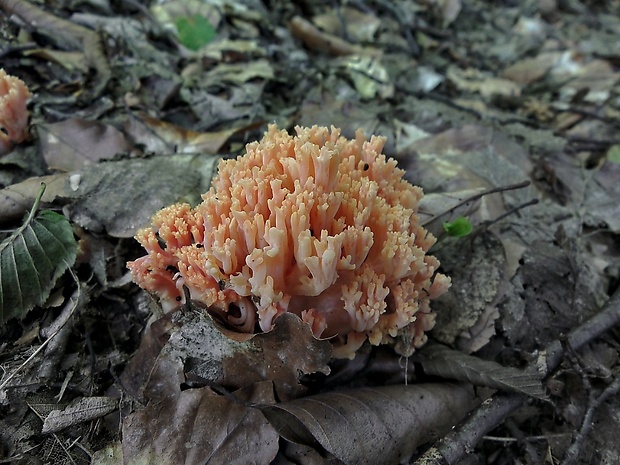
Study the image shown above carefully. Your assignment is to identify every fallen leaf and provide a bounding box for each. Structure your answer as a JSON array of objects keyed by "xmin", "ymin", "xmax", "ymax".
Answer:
[
  {"xmin": 38, "ymin": 118, "xmax": 131, "ymax": 171},
  {"xmin": 312, "ymin": 7, "xmax": 381, "ymax": 43},
  {"xmin": 0, "ymin": 173, "xmax": 68, "ymax": 224},
  {"xmin": 417, "ymin": 343, "xmax": 546, "ymax": 400},
  {"xmin": 124, "ymin": 112, "xmax": 244, "ymax": 155},
  {"xmin": 120, "ymin": 309, "xmax": 332, "ymax": 403},
  {"xmin": 417, "ymin": 187, "xmax": 484, "ymax": 237},
  {"xmin": 262, "ymin": 383, "xmax": 479, "ymax": 465},
  {"xmin": 42, "ymin": 396, "xmax": 118, "ymax": 434},
  {"xmin": 122, "ymin": 381, "xmax": 279, "ymax": 465},
  {"xmin": 65, "ymin": 154, "xmax": 222, "ymax": 237},
  {"xmin": 23, "ymin": 49, "xmax": 89, "ymax": 73},
  {"xmin": 447, "ymin": 66, "xmax": 521, "ymax": 99}
]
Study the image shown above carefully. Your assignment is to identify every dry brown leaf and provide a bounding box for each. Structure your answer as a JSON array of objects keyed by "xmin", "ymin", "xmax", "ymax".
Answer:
[
  {"xmin": 447, "ymin": 66, "xmax": 521, "ymax": 99},
  {"xmin": 124, "ymin": 112, "xmax": 244, "ymax": 154},
  {"xmin": 0, "ymin": 173, "xmax": 69, "ymax": 223},
  {"xmin": 312, "ymin": 7, "xmax": 381, "ymax": 42},
  {"xmin": 122, "ymin": 381, "xmax": 279, "ymax": 465},
  {"xmin": 42, "ymin": 396, "xmax": 118, "ymax": 434},
  {"xmin": 38, "ymin": 118, "xmax": 131, "ymax": 171},
  {"xmin": 23, "ymin": 49, "xmax": 89, "ymax": 73},
  {"xmin": 119, "ymin": 309, "xmax": 332, "ymax": 403},
  {"xmin": 418, "ymin": 343, "xmax": 546, "ymax": 400},
  {"xmin": 288, "ymin": 16, "xmax": 378, "ymax": 57},
  {"xmin": 262, "ymin": 383, "xmax": 479, "ymax": 465}
]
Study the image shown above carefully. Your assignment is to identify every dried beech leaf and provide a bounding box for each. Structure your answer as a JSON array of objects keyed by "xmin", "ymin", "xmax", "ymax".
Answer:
[
  {"xmin": 120, "ymin": 308, "xmax": 332, "ymax": 403},
  {"xmin": 65, "ymin": 154, "xmax": 222, "ymax": 237},
  {"xmin": 0, "ymin": 190, "xmax": 77, "ymax": 324},
  {"xmin": 261, "ymin": 383, "xmax": 478, "ymax": 465},
  {"xmin": 418, "ymin": 343, "xmax": 546, "ymax": 400},
  {"xmin": 38, "ymin": 118, "xmax": 131, "ymax": 171},
  {"xmin": 0, "ymin": 173, "xmax": 69, "ymax": 224},
  {"xmin": 42, "ymin": 396, "xmax": 118, "ymax": 434},
  {"xmin": 124, "ymin": 112, "xmax": 250, "ymax": 155},
  {"xmin": 122, "ymin": 381, "xmax": 279, "ymax": 465}
]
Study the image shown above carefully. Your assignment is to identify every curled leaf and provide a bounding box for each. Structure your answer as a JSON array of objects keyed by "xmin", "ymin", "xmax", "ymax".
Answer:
[
  {"xmin": 418, "ymin": 343, "xmax": 547, "ymax": 400},
  {"xmin": 261, "ymin": 383, "xmax": 479, "ymax": 465}
]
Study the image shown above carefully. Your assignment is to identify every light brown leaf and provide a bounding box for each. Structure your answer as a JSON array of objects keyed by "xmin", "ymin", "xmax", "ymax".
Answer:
[
  {"xmin": 120, "ymin": 309, "xmax": 332, "ymax": 403},
  {"xmin": 42, "ymin": 396, "xmax": 118, "ymax": 434},
  {"xmin": 38, "ymin": 118, "xmax": 131, "ymax": 171}
]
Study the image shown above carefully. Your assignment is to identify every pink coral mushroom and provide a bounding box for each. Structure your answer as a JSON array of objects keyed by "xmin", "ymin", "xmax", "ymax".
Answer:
[
  {"xmin": 128, "ymin": 125, "xmax": 450, "ymax": 358},
  {"xmin": 0, "ymin": 69, "xmax": 31, "ymax": 156}
]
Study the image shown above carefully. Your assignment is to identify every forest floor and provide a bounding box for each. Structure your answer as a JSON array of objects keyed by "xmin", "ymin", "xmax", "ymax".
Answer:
[{"xmin": 1, "ymin": 0, "xmax": 620, "ymax": 464}]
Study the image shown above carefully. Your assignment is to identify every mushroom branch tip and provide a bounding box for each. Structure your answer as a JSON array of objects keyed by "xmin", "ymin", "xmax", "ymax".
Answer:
[
  {"xmin": 128, "ymin": 124, "xmax": 451, "ymax": 358},
  {"xmin": 0, "ymin": 69, "xmax": 32, "ymax": 156}
]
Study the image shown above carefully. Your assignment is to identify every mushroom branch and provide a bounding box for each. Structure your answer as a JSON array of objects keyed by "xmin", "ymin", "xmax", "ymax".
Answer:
[
  {"xmin": 128, "ymin": 125, "xmax": 451, "ymax": 358},
  {"xmin": 0, "ymin": 69, "xmax": 31, "ymax": 156}
]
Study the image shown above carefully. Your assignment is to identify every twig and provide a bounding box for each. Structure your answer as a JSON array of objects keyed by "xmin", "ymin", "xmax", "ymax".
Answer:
[
  {"xmin": 561, "ymin": 375, "xmax": 620, "ymax": 465},
  {"xmin": 421, "ymin": 180, "xmax": 532, "ymax": 228},
  {"xmin": 413, "ymin": 286, "xmax": 620, "ymax": 465},
  {"xmin": 476, "ymin": 198, "xmax": 539, "ymax": 233}
]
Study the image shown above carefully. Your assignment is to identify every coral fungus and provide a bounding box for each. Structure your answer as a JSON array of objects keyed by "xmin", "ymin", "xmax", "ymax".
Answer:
[
  {"xmin": 0, "ymin": 69, "xmax": 31, "ymax": 156},
  {"xmin": 128, "ymin": 125, "xmax": 450, "ymax": 358}
]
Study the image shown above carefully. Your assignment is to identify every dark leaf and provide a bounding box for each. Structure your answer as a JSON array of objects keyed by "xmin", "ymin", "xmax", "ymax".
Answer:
[
  {"xmin": 262, "ymin": 383, "xmax": 478, "ymax": 465},
  {"xmin": 122, "ymin": 381, "xmax": 278, "ymax": 465},
  {"xmin": 418, "ymin": 343, "xmax": 546, "ymax": 400}
]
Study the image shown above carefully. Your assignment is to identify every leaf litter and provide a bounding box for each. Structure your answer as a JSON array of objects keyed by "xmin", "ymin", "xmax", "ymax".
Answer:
[{"xmin": 1, "ymin": 1, "xmax": 620, "ymax": 464}]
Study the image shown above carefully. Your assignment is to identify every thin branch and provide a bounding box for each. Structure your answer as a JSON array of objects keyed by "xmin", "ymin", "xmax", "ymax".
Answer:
[
  {"xmin": 561, "ymin": 375, "xmax": 620, "ymax": 465},
  {"xmin": 421, "ymin": 180, "xmax": 532, "ymax": 228},
  {"xmin": 412, "ymin": 287, "xmax": 620, "ymax": 465}
]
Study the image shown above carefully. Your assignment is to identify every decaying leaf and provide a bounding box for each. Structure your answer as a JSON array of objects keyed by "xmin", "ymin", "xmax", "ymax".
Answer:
[
  {"xmin": 418, "ymin": 187, "xmax": 484, "ymax": 237},
  {"xmin": 0, "ymin": 0, "xmax": 111, "ymax": 95},
  {"xmin": 42, "ymin": 396, "xmax": 118, "ymax": 434},
  {"xmin": 0, "ymin": 173, "xmax": 68, "ymax": 223},
  {"xmin": 65, "ymin": 154, "xmax": 222, "ymax": 237},
  {"xmin": 119, "ymin": 308, "xmax": 332, "ymax": 403},
  {"xmin": 417, "ymin": 343, "xmax": 546, "ymax": 400},
  {"xmin": 38, "ymin": 118, "xmax": 131, "ymax": 171},
  {"xmin": 447, "ymin": 66, "xmax": 521, "ymax": 99},
  {"xmin": 501, "ymin": 237, "xmax": 608, "ymax": 350},
  {"xmin": 261, "ymin": 383, "xmax": 479, "ymax": 465},
  {"xmin": 124, "ymin": 112, "xmax": 249, "ymax": 155},
  {"xmin": 0, "ymin": 186, "xmax": 77, "ymax": 324},
  {"xmin": 122, "ymin": 381, "xmax": 279, "ymax": 465}
]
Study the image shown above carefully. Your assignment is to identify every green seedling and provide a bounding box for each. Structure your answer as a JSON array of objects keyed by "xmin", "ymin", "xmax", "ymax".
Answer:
[
  {"xmin": 442, "ymin": 216, "xmax": 473, "ymax": 237},
  {"xmin": 175, "ymin": 15, "xmax": 216, "ymax": 51}
]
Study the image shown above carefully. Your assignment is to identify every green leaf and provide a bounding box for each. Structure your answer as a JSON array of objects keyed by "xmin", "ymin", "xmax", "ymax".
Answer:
[
  {"xmin": 443, "ymin": 216, "xmax": 473, "ymax": 237},
  {"xmin": 0, "ymin": 185, "xmax": 78, "ymax": 324},
  {"xmin": 175, "ymin": 15, "xmax": 216, "ymax": 51},
  {"xmin": 606, "ymin": 144, "xmax": 620, "ymax": 164}
]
